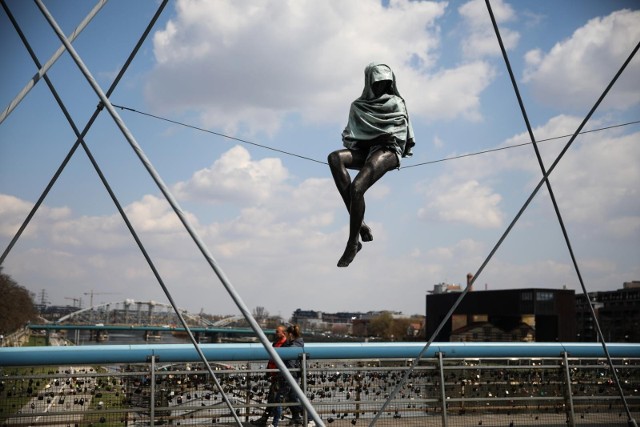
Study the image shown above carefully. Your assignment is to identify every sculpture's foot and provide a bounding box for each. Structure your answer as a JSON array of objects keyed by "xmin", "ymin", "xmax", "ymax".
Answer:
[
  {"xmin": 337, "ymin": 241, "xmax": 362, "ymax": 268},
  {"xmin": 360, "ymin": 223, "xmax": 373, "ymax": 242}
]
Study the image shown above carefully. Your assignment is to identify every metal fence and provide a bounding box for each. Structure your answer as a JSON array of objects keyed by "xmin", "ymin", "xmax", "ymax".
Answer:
[{"xmin": 1, "ymin": 344, "xmax": 639, "ymax": 426}]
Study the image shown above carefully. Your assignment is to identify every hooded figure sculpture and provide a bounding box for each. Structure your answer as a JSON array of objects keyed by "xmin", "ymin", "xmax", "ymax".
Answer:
[{"xmin": 328, "ymin": 62, "xmax": 415, "ymax": 267}]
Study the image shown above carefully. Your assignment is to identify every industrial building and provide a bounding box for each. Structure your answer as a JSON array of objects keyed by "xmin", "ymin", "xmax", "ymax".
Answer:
[{"xmin": 426, "ymin": 280, "xmax": 576, "ymax": 342}]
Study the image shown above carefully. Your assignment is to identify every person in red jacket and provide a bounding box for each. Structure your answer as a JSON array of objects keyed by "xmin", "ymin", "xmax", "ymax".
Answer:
[
  {"xmin": 251, "ymin": 325, "xmax": 287, "ymax": 426},
  {"xmin": 272, "ymin": 324, "xmax": 305, "ymax": 426}
]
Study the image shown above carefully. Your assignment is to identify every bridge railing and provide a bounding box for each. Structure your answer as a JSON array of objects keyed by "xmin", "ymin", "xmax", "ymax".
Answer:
[{"xmin": 1, "ymin": 343, "xmax": 639, "ymax": 426}]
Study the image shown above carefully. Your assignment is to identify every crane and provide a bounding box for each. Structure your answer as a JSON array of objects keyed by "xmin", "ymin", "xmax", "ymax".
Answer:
[
  {"xmin": 83, "ymin": 290, "xmax": 120, "ymax": 308},
  {"xmin": 64, "ymin": 297, "xmax": 81, "ymax": 308}
]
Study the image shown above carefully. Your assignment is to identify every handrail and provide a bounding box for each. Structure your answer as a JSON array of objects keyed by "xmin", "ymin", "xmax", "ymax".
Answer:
[{"xmin": 1, "ymin": 342, "xmax": 639, "ymax": 366}]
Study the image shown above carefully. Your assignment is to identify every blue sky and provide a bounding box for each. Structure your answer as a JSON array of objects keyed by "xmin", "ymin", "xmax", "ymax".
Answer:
[{"xmin": 1, "ymin": 0, "xmax": 638, "ymax": 320}]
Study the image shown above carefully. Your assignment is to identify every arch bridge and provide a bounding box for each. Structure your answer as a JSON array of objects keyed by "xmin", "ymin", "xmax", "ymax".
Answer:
[
  {"xmin": 57, "ymin": 299, "xmax": 212, "ymax": 327},
  {"xmin": 29, "ymin": 301, "xmax": 273, "ymax": 344}
]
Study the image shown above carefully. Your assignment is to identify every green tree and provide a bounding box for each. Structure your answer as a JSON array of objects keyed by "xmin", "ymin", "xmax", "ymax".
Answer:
[
  {"xmin": 0, "ymin": 268, "xmax": 38, "ymax": 334},
  {"xmin": 390, "ymin": 317, "xmax": 412, "ymax": 341},
  {"xmin": 368, "ymin": 313, "xmax": 424, "ymax": 341},
  {"xmin": 368, "ymin": 312, "xmax": 394, "ymax": 339}
]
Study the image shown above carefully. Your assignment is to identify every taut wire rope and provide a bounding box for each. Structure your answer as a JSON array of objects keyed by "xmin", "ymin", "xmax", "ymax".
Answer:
[
  {"xmin": 369, "ymin": 22, "xmax": 640, "ymax": 427},
  {"xmin": 402, "ymin": 119, "xmax": 640, "ymax": 168},
  {"xmin": 3, "ymin": 1, "xmax": 243, "ymax": 425},
  {"xmin": 34, "ymin": 1, "xmax": 324, "ymax": 425},
  {"xmin": 112, "ymin": 104, "xmax": 327, "ymax": 165},
  {"xmin": 113, "ymin": 103, "xmax": 639, "ymax": 169},
  {"xmin": 485, "ymin": 0, "xmax": 636, "ymax": 423}
]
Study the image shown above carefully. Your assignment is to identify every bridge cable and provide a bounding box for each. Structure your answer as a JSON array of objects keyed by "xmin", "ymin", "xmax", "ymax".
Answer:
[
  {"xmin": 112, "ymin": 104, "xmax": 327, "ymax": 165},
  {"xmin": 369, "ymin": 7, "xmax": 640, "ymax": 427},
  {"xmin": 402, "ymin": 119, "xmax": 640, "ymax": 169},
  {"xmin": 35, "ymin": 1, "xmax": 324, "ymax": 425},
  {"xmin": 4, "ymin": 2, "xmax": 244, "ymax": 425},
  {"xmin": 484, "ymin": 1, "xmax": 636, "ymax": 424},
  {"xmin": 0, "ymin": 0, "xmax": 107, "ymax": 126},
  {"xmin": 113, "ymin": 103, "xmax": 639, "ymax": 170}
]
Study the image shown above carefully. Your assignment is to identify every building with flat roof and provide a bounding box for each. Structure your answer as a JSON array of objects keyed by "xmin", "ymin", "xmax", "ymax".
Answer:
[
  {"xmin": 426, "ymin": 286, "xmax": 576, "ymax": 342},
  {"xmin": 576, "ymin": 281, "xmax": 640, "ymax": 342}
]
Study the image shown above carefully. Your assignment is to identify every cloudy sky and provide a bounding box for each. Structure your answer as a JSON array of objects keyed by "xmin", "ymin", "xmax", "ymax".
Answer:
[{"xmin": 1, "ymin": 0, "xmax": 638, "ymax": 321}]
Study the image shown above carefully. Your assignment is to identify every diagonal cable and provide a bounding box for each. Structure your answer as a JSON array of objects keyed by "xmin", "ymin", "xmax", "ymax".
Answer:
[
  {"xmin": 3, "ymin": 1, "xmax": 244, "ymax": 423},
  {"xmin": 370, "ymin": 28, "xmax": 640, "ymax": 427},
  {"xmin": 34, "ymin": 1, "xmax": 324, "ymax": 425},
  {"xmin": 0, "ymin": 0, "xmax": 108, "ymax": 125},
  {"xmin": 0, "ymin": 0, "xmax": 144, "ymax": 265},
  {"xmin": 7, "ymin": 0, "xmax": 245, "ymax": 424},
  {"xmin": 485, "ymin": 0, "xmax": 636, "ymax": 423}
]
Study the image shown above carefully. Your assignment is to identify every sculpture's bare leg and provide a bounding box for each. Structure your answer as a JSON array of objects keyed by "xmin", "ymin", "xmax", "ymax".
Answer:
[
  {"xmin": 328, "ymin": 149, "xmax": 374, "ymax": 242},
  {"xmin": 328, "ymin": 149, "xmax": 399, "ymax": 267}
]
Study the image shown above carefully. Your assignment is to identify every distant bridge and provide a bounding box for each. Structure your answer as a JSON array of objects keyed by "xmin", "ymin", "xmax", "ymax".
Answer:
[
  {"xmin": 28, "ymin": 324, "xmax": 275, "ymax": 342},
  {"xmin": 28, "ymin": 324, "xmax": 275, "ymax": 334},
  {"xmin": 33, "ymin": 300, "xmax": 274, "ymax": 343},
  {"xmin": 56, "ymin": 299, "xmax": 213, "ymax": 326}
]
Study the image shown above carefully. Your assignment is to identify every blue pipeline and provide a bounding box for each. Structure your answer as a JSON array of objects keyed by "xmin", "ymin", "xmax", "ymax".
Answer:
[{"xmin": 1, "ymin": 342, "xmax": 639, "ymax": 366}]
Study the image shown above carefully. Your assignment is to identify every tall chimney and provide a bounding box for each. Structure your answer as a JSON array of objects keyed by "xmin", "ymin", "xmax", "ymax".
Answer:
[{"xmin": 466, "ymin": 273, "xmax": 474, "ymax": 292}]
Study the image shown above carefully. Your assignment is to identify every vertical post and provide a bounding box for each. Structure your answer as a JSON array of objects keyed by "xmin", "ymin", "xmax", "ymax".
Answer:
[
  {"xmin": 246, "ymin": 371, "xmax": 251, "ymax": 422},
  {"xmin": 149, "ymin": 355, "xmax": 157, "ymax": 426},
  {"xmin": 355, "ymin": 362, "xmax": 363, "ymax": 421},
  {"xmin": 438, "ymin": 352, "xmax": 448, "ymax": 427},
  {"xmin": 301, "ymin": 352, "xmax": 308, "ymax": 426},
  {"xmin": 562, "ymin": 352, "xmax": 576, "ymax": 427}
]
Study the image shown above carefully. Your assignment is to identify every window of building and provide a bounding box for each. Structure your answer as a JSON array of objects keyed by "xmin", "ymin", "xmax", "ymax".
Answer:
[{"xmin": 536, "ymin": 291, "xmax": 554, "ymax": 301}]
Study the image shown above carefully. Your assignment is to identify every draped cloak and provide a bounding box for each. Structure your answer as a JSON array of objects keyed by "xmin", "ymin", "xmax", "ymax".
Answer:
[{"xmin": 341, "ymin": 62, "xmax": 415, "ymax": 160}]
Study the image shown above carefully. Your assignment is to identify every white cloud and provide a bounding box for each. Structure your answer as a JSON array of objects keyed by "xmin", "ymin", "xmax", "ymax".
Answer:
[
  {"xmin": 125, "ymin": 194, "xmax": 201, "ymax": 234},
  {"xmin": 414, "ymin": 110, "xmax": 639, "ymax": 239},
  {"xmin": 291, "ymin": 177, "xmax": 341, "ymax": 215},
  {"xmin": 51, "ymin": 214, "xmax": 128, "ymax": 249},
  {"xmin": 426, "ymin": 238, "xmax": 486, "ymax": 263},
  {"xmin": 606, "ymin": 216, "xmax": 640, "ymax": 239},
  {"xmin": 0, "ymin": 194, "xmax": 34, "ymax": 237},
  {"xmin": 172, "ymin": 145, "xmax": 289, "ymax": 205},
  {"xmin": 523, "ymin": 9, "xmax": 640, "ymax": 110},
  {"xmin": 403, "ymin": 61, "xmax": 495, "ymax": 122},
  {"xmin": 478, "ymin": 258, "xmax": 576, "ymax": 291},
  {"xmin": 458, "ymin": 0, "xmax": 520, "ymax": 58},
  {"xmin": 494, "ymin": 115, "xmax": 640, "ymax": 236},
  {"xmin": 417, "ymin": 177, "xmax": 504, "ymax": 228},
  {"xmin": 0, "ymin": 194, "xmax": 71, "ymax": 238},
  {"xmin": 146, "ymin": 0, "xmax": 496, "ymax": 134},
  {"xmin": 550, "ymin": 130, "xmax": 640, "ymax": 234}
]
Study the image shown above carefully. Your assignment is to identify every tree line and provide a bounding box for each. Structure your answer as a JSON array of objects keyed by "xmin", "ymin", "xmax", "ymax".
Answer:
[
  {"xmin": 367, "ymin": 312, "xmax": 424, "ymax": 341},
  {"xmin": 0, "ymin": 268, "xmax": 38, "ymax": 335}
]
